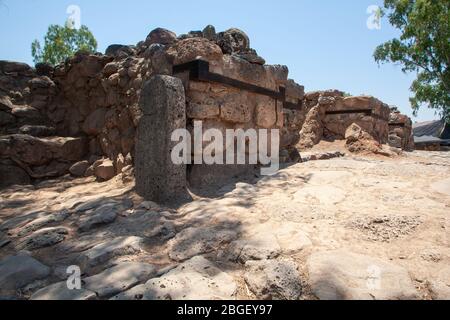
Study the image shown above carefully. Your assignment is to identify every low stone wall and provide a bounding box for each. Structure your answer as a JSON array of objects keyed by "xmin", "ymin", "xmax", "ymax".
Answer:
[{"xmin": 299, "ymin": 90, "xmax": 399, "ymax": 151}]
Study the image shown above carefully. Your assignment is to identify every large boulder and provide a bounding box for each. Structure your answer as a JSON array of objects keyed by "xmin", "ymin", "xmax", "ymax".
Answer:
[
  {"xmin": 216, "ymin": 28, "xmax": 250, "ymax": 54},
  {"xmin": 145, "ymin": 28, "xmax": 177, "ymax": 46},
  {"xmin": 166, "ymin": 37, "xmax": 223, "ymax": 65},
  {"xmin": 345, "ymin": 123, "xmax": 382, "ymax": 154}
]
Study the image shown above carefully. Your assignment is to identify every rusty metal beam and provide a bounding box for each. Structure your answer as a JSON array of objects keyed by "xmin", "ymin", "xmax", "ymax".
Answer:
[
  {"xmin": 173, "ymin": 59, "xmax": 302, "ymax": 111},
  {"xmin": 325, "ymin": 109, "xmax": 373, "ymax": 116}
]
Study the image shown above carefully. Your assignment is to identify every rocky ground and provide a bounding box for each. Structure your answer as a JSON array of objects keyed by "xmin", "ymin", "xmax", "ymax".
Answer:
[{"xmin": 0, "ymin": 148, "xmax": 449, "ymax": 300}]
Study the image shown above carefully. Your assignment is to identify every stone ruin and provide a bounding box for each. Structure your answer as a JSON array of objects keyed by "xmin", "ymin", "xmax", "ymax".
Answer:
[{"xmin": 0, "ymin": 26, "xmax": 415, "ymax": 196}]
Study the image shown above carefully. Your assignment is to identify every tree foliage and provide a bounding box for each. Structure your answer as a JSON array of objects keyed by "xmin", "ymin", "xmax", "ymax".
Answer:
[
  {"xmin": 374, "ymin": 0, "xmax": 450, "ymax": 122},
  {"xmin": 31, "ymin": 24, "xmax": 97, "ymax": 66}
]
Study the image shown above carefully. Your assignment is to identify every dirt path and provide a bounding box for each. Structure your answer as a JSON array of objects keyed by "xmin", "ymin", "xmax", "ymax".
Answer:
[{"xmin": 1, "ymin": 150, "xmax": 449, "ymax": 300}]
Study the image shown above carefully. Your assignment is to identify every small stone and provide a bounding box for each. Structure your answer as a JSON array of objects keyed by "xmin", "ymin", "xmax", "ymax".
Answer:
[
  {"xmin": 94, "ymin": 159, "xmax": 115, "ymax": 181},
  {"xmin": 69, "ymin": 161, "xmax": 90, "ymax": 177},
  {"xmin": 244, "ymin": 259, "xmax": 302, "ymax": 300}
]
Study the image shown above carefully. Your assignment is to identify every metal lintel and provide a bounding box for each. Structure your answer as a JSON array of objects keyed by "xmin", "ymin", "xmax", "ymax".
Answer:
[
  {"xmin": 325, "ymin": 109, "xmax": 373, "ymax": 116},
  {"xmin": 173, "ymin": 59, "xmax": 302, "ymax": 111},
  {"xmin": 389, "ymin": 122, "xmax": 406, "ymax": 127}
]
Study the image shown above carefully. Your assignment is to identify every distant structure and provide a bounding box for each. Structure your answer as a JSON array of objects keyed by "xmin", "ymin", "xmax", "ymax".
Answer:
[{"xmin": 413, "ymin": 120, "xmax": 450, "ymax": 151}]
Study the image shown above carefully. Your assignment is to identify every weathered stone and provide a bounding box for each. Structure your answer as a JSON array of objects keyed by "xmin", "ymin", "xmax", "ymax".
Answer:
[
  {"xmin": 17, "ymin": 227, "xmax": 69, "ymax": 250},
  {"xmin": 166, "ymin": 37, "xmax": 223, "ymax": 65},
  {"xmin": 31, "ymin": 281, "xmax": 97, "ymax": 300},
  {"xmin": 227, "ymin": 234, "xmax": 281, "ymax": 263},
  {"xmin": 299, "ymin": 106, "xmax": 323, "ymax": 149},
  {"xmin": 103, "ymin": 62, "xmax": 119, "ymax": 76},
  {"xmin": 69, "ymin": 161, "xmax": 90, "ymax": 177},
  {"xmin": 202, "ymin": 25, "xmax": 217, "ymax": 41},
  {"xmin": 112, "ymin": 256, "xmax": 237, "ymax": 300},
  {"xmin": 0, "ymin": 253, "xmax": 50, "ymax": 292},
  {"xmin": 256, "ymin": 100, "xmax": 277, "ymax": 128},
  {"xmin": 187, "ymin": 102, "xmax": 220, "ymax": 119},
  {"xmin": 388, "ymin": 134, "xmax": 402, "ymax": 149},
  {"xmin": 307, "ymin": 250, "xmax": 419, "ymax": 300},
  {"xmin": 237, "ymin": 48, "xmax": 266, "ymax": 65},
  {"xmin": 0, "ymin": 162, "xmax": 30, "ymax": 189},
  {"xmin": 72, "ymin": 197, "xmax": 115, "ymax": 213},
  {"xmin": 94, "ymin": 159, "xmax": 115, "ymax": 181},
  {"xmin": 17, "ymin": 210, "xmax": 70, "ymax": 237},
  {"xmin": 0, "ymin": 135, "xmax": 87, "ymax": 166},
  {"xmin": 0, "ymin": 60, "xmax": 32, "ymax": 73},
  {"xmin": 78, "ymin": 236, "xmax": 144, "ymax": 268},
  {"xmin": 168, "ymin": 226, "xmax": 238, "ymax": 262},
  {"xmin": 84, "ymin": 262, "xmax": 156, "ymax": 298},
  {"xmin": 35, "ymin": 62, "xmax": 53, "ymax": 76},
  {"xmin": 105, "ymin": 44, "xmax": 133, "ymax": 57},
  {"xmin": 135, "ymin": 75, "xmax": 190, "ymax": 203},
  {"xmin": 82, "ymin": 108, "xmax": 107, "ymax": 136},
  {"xmin": 345, "ymin": 123, "xmax": 382, "ymax": 154},
  {"xmin": 77, "ymin": 203, "xmax": 118, "ymax": 233},
  {"xmin": 220, "ymin": 101, "xmax": 251, "ymax": 123},
  {"xmin": 145, "ymin": 28, "xmax": 177, "ymax": 46},
  {"xmin": 216, "ymin": 28, "xmax": 250, "ymax": 54},
  {"xmin": 244, "ymin": 259, "xmax": 302, "ymax": 300},
  {"xmin": 19, "ymin": 125, "xmax": 56, "ymax": 137}
]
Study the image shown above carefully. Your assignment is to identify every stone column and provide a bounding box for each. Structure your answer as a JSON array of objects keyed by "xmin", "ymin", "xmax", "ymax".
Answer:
[{"xmin": 135, "ymin": 75, "xmax": 190, "ymax": 203}]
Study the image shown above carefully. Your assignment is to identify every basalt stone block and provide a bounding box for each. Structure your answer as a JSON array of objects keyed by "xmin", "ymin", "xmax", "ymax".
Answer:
[{"xmin": 136, "ymin": 75, "xmax": 190, "ymax": 203}]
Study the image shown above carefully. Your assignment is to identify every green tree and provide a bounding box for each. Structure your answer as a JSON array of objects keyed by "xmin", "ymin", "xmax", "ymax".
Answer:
[
  {"xmin": 374, "ymin": 0, "xmax": 450, "ymax": 122},
  {"xmin": 31, "ymin": 24, "xmax": 97, "ymax": 66}
]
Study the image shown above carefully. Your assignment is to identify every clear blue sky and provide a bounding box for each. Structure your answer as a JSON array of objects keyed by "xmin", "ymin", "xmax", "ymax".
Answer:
[{"xmin": 0, "ymin": 0, "xmax": 439, "ymax": 122}]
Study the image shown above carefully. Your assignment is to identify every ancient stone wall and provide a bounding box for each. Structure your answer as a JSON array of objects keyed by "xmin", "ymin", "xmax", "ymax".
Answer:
[
  {"xmin": 299, "ymin": 90, "xmax": 402, "ymax": 153},
  {"xmin": 388, "ymin": 111, "xmax": 415, "ymax": 151},
  {"xmin": 1, "ymin": 26, "xmax": 306, "ymax": 189},
  {"xmin": 0, "ymin": 25, "xmax": 415, "ymax": 191}
]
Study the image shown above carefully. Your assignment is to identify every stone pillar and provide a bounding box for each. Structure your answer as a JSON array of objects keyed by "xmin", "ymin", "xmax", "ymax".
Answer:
[{"xmin": 135, "ymin": 75, "xmax": 190, "ymax": 203}]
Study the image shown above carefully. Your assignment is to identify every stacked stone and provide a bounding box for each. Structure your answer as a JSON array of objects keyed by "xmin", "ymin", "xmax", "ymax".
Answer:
[
  {"xmin": 1, "ymin": 26, "xmax": 309, "ymax": 188},
  {"xmin": 388, "ymin": 111, "xmax": 414, "ymax": 151},
  {"xmin": 281, "ymin": 80, "xmax": 306, "ymax": 162},
  {"xmin": 299, "ymin": 91, "xmax": 391, "ymax": 150},
  {"xmin": 0, "ymin": 61, "xmax": 88, "ymax": 188}
]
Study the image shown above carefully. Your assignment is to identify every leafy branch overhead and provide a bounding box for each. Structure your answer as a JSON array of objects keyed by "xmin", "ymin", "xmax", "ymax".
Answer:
[
  {"xmin": 374, "ymin": 0, "xmax": 450, "ymax": 122},
  {"xmin": 31, "ymin": 24, "xmax": 97, "ymax": 66}
]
